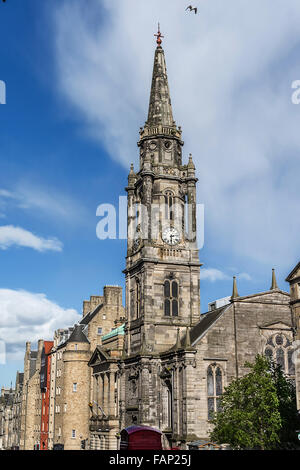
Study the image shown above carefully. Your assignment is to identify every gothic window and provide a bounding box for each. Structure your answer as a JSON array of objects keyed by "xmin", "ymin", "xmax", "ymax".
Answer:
[
  {"xmin": 164, "ymin": 279, "xmax": 179, "ymax": 317},
  {"xmin": 264, "ymin": 333, "xmax": 295, "ymax": 376},
  {"xmin": 207, "ymin": 365, "xmax": 223, "ymax": 421},
  {"xmin": 164, "ymin": 191, "xmax": 174, "ymax": 221}
]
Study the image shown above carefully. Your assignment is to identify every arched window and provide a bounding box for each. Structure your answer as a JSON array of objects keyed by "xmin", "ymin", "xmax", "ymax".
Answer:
[
  {"xmin": 264, "ymin": 333, "xmax": 295, "ymax": 376},
  {"xmin": 164, "ymin": 279, "xmax": 178, "ymax": 316},
  {"xmin": 207, "ymin": 365, "xmax": 223, "ymax": 420},
  {"xmin": 164, "ymin": 191, "xmax": 174, "ymax": 221}
]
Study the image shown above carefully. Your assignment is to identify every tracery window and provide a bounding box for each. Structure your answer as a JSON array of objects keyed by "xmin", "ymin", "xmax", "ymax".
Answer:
[
  {"xmin": 264, "ymin": 333, "xmax": 295, "ymax": 376},
  {"xmin": 207, "ymin": 364, "xmax": 223, "ymax": 421},
  {"xmin": 164, "ymin": 279, "xmax": 179, "ymax": 317}
]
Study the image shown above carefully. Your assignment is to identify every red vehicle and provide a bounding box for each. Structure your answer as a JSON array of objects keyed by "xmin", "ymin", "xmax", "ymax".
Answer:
[{"xmin": 120, "ymin": 425, "xmax": 163, "ymax": 450}]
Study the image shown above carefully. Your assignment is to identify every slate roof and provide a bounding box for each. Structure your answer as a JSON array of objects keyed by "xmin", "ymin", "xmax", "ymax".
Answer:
[
  {"xmin": 163, "ymin": 305, "xmax": 229, "ymax": 354},
  {"xmin": 286, "ymin": 262, "xmax": 300, "ymax": 282},
  {"xmin": 68, "ymin": 324, "xmax": 89, "ymax": 344},
  {"xmin": 190, "ymin": 305, "xmax": 230, "ymax": 345},
  {"xmin": 29, "ymin": 357, "xmax": 37, "ymax": 379},
  {"xmin": 80, "ymin": 303, "xmax": 103, "ymax": 326}
]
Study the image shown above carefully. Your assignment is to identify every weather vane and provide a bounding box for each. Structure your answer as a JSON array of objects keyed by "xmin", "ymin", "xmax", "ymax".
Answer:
[{"xmin": 154, "ymin": 23, "xmax": 164, "ymax": 47}]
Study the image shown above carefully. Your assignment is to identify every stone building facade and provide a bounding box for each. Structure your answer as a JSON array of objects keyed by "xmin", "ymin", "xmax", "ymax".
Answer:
[
  {"xmin": 48, "ymin": 285, "xmax": 124, "ymax": 450},
  {"xmin": 19, "ymin": 340, "xmax": 44, "ymax": 450},
  {"xmin": 88, "ymin": 35, "xmax": 299, "ymax": 449},
  {"xmin": 286, "ymin": 262, "xmax": 300, "ymax": 411},
  {"xmin": 2, "ymin": 32, "xmax": 299, "ymax": 451},
  {"xmin": 88, "ymin": 324, "xmax": 125, "ymax": 450}
]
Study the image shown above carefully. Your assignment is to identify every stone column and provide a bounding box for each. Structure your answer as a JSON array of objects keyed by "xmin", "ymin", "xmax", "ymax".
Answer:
[
  {"xmin": 109, "ymin": 372, "xmax": 115, "ymax": 417},
  {"xmin": 93, "ymin": 375, "xmax": 98, "ymax": 406},
  {"xmin": 98, "ymin": 374, "xmax": 103, "ymax": 414},
  {"xmin": 103, "ymin": 373, "xmax": 109, "ymax": 417}
]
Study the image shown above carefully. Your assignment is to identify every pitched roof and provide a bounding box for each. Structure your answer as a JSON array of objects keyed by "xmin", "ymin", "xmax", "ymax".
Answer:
[
  {"xmin": 67, "ymin": 324, "xmax": 89, "ymax": 344},
  {"xmin": 80, "ymin": 303, "xmax": 103, "ymax": 326},
  {"xmin": 190, "ymin": 305, "xmax": 230, "ymax": 345},
  {"xmin": 286, "ymin": 262, "xmax": 300, "ymax": 282}
]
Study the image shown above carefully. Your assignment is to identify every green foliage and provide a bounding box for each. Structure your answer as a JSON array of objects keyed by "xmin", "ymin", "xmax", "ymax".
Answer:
[
  {"xmin": 209, "ymin": 355, "xmax": 298, "ymax": 450},
  {"xmin": 269, "ymin": 361, "xmax": 298, "ymax": 447}
]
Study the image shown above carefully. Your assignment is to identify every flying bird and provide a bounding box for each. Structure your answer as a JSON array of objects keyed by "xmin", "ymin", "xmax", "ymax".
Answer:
[{"xmin": 186, "ymin": 5, "xmax": 197, "ymax": 14}]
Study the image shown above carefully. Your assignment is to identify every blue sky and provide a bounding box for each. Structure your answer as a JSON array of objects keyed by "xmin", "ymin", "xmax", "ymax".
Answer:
[{"xmin": 0, "ymin": 0, "xmax": 300, "ymax": 387}]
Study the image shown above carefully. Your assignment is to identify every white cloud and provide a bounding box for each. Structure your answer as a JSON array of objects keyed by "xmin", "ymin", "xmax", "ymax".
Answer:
[
  {"xmin": 52, "ymin": 0, "xmax": 300, "ymax": 270},
  {"xmin": 201, "ymin": 268, "xmax": 231, "ymax": 282},
  {"xmin": 201, "ymin": 268, "xmax": 251, "ymax": 282},
  {"xmin": 0, "ymin": 289, "xmax": 80, "ymax": 360},
  {"xmin": 0, "ymin": 184, "xmax": 86, "ymax": 224},
  {"xmin": 0, "ymin": 225, "xmax": 63, "ymax": 252},
  {"xmin": 238, "ymin": 273, "xmax": 252, "ymax": 281}
]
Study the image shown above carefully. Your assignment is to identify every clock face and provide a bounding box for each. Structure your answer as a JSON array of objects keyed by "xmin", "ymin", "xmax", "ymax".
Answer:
[{"xmin": 162, "ymin": 227, "xmax": 180, "ymax": 246}]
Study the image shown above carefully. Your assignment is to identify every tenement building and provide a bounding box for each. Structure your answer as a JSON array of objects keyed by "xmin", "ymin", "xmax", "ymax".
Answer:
[{"xmin": 2, "ymin": 30, "xmax": 299, "ymax": 450}]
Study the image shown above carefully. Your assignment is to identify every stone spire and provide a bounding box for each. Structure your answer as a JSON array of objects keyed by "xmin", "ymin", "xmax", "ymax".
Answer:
[
  {"xmin": 146, "ymin": 25, "xmax": 175, "ymax": 128},
  {"xmin": 231, "ymin": 276, "xmax": 239, "ymax": 300},
  {"xmin": 270, "ymin": 268, "xmax": 279, "ymax": 290}
]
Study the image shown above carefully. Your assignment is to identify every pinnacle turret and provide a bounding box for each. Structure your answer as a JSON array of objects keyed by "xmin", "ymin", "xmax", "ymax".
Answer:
[
  {"xmin": 231, "ymin": 276, "xmax": 239, "ymax": 300},
  {"xmin": 270, "ymin": 268, "xmax": 279, "ymax": 290},
  {"xmin": 175, "ymin": 328, "xmax": 181, "ymax": 350},
  {"xmin": 184, "ymin": 327, "xmax": 192, "ymax": 349}
]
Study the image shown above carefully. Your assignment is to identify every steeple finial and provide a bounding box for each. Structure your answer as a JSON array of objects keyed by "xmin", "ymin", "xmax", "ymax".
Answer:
[
  {"xmin": 270, "ymin": 268, "xmax": 279, "ymax": 290},
  {"xmin": 231, "ymin": 276, "xmax": 239, "ymax": 300},
  {"xmin": 154, "ymin": 23, "xmax": 164, "ymax": 47}
]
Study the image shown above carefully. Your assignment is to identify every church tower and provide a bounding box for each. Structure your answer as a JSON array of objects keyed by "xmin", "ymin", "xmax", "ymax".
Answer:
[
  {"xmin": 286, "ymin": 262, "xmax": 300, "ymax": 412},
  {"xmin": 124, "ymin": 27, "xmax": 201, "ymax": 357}
]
